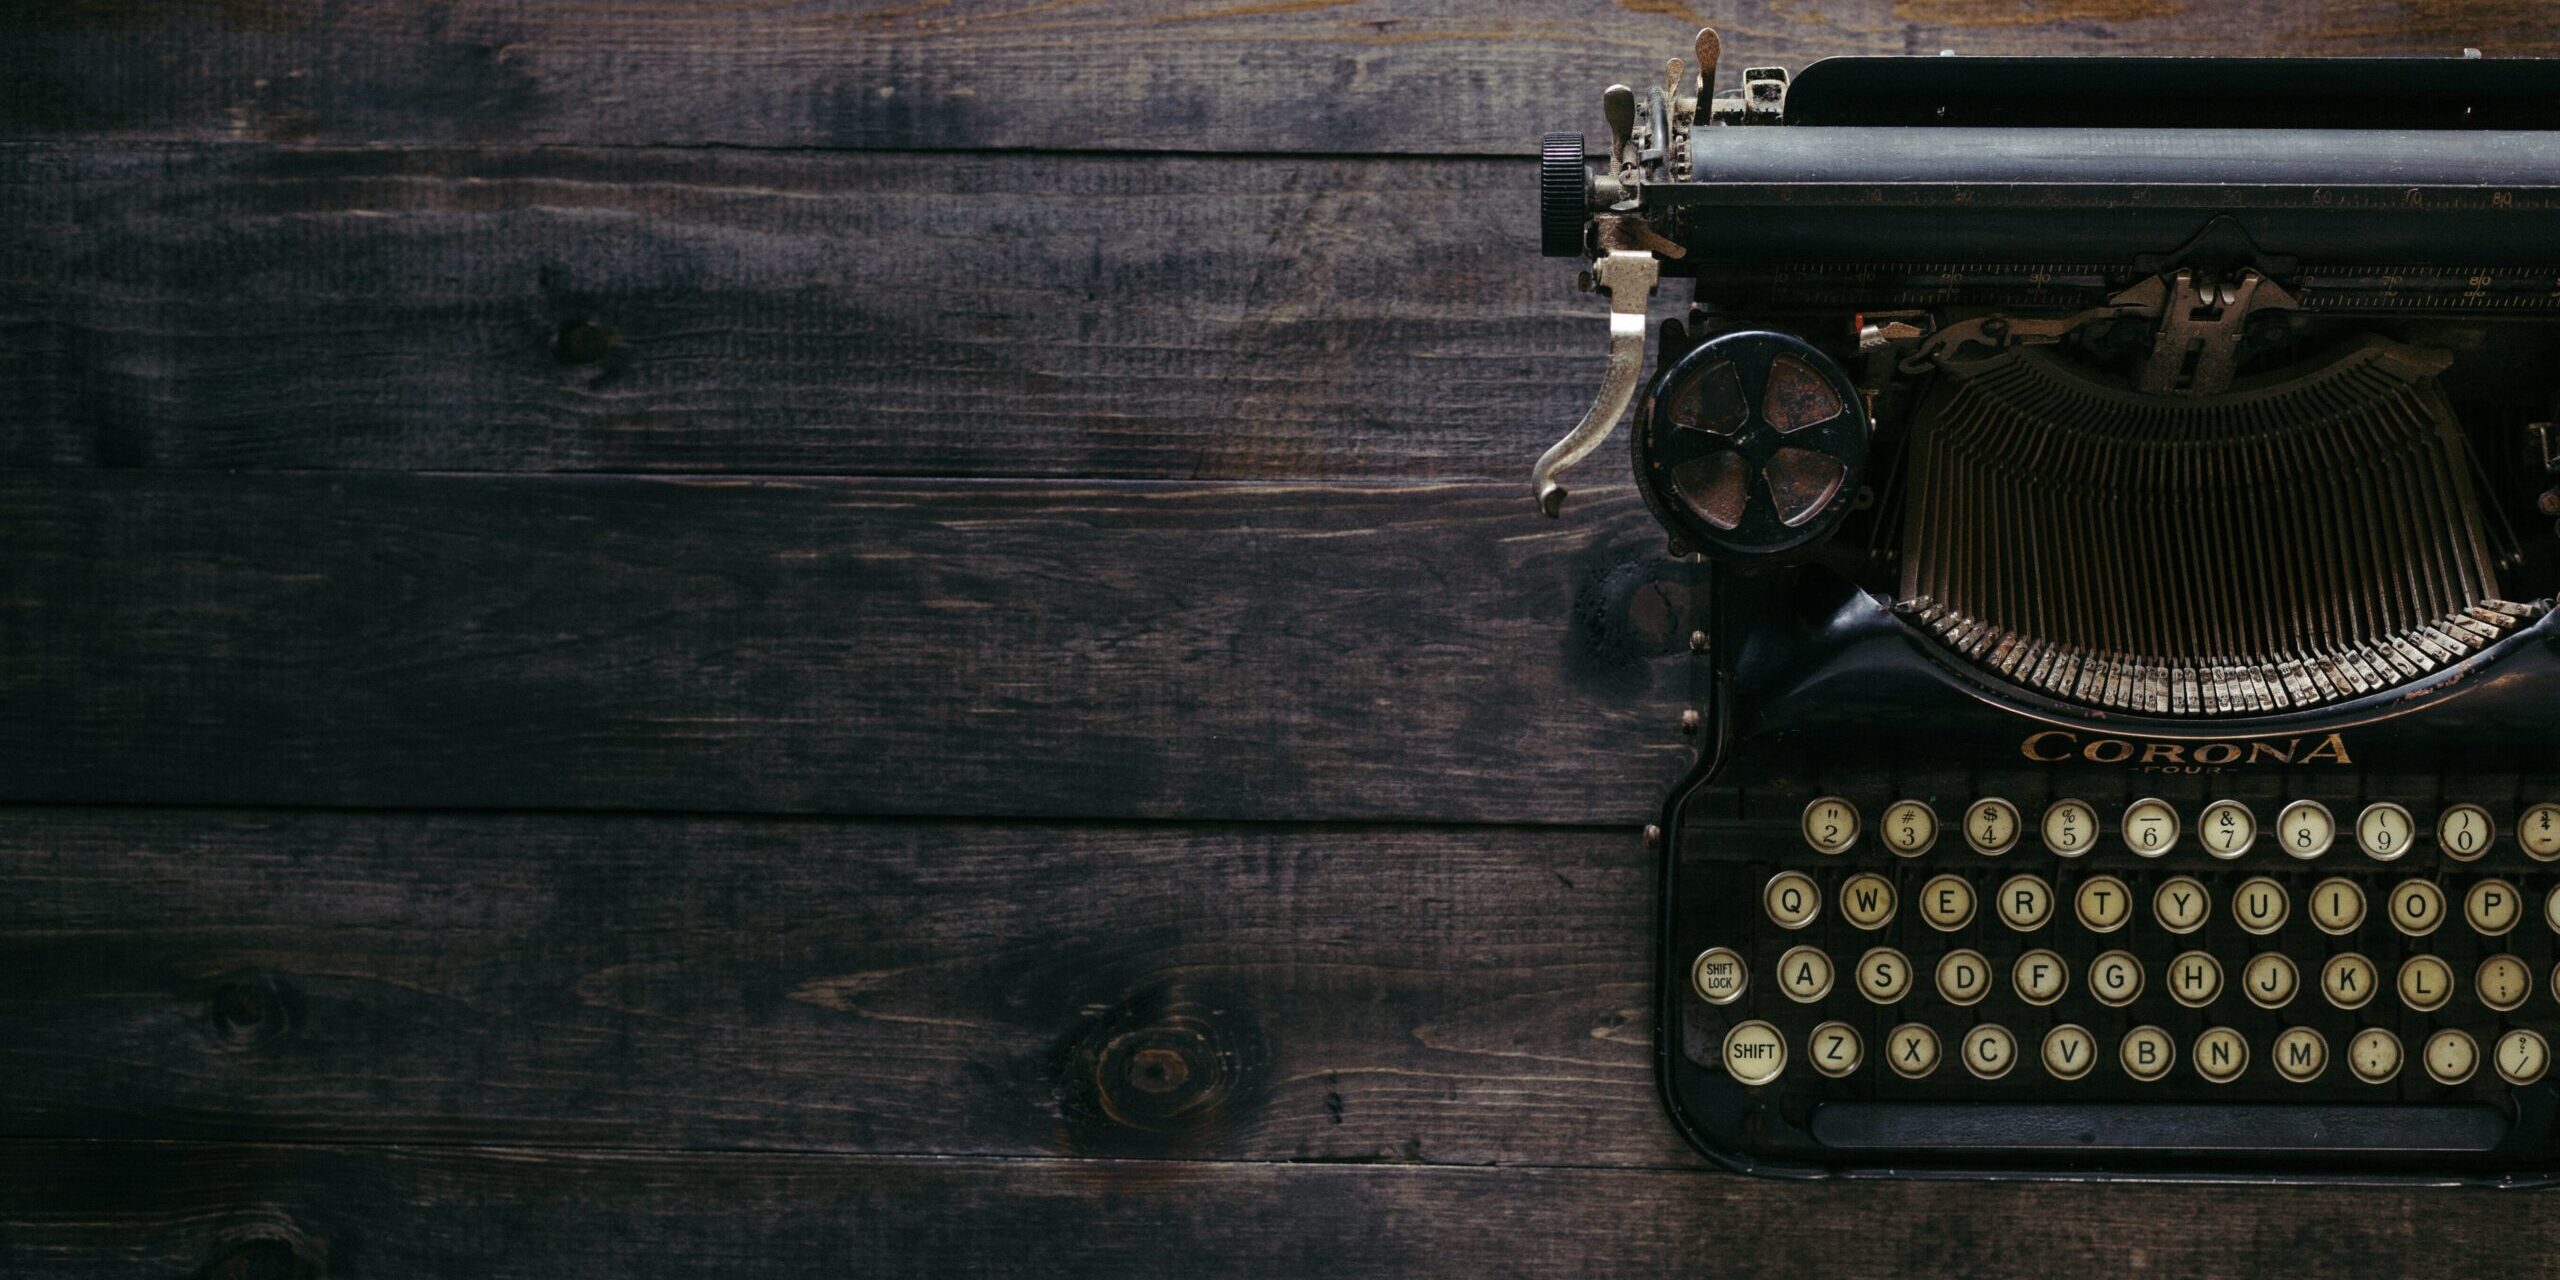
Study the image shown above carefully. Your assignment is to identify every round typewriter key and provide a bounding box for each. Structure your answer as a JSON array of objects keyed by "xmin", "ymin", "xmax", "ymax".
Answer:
[
  {"xmin": 2199, "ymin": 799, "xmax": 2256, "ymax": 859},
  {"xmin": 2243, "ymin": 952, "xmax": 2299, "ymax": 1009},
  {"xmin": 1961, "ymin": 1024, "xmax": 2018, "ymax": 1080},
  {"xmin": 2548, "ymin": 884, "xmax": 2560, "ymax": 933},
  {"xmin": 2167, "ymin": 950, "xmax": 2223, "ymax": 1009},
  {"xmin": 2276, "ymin": 800, "xmax": 2335, "ymax": 860},
  {"xmin": 1809, "ymin": 1021, "xmax": 1865, "ymax": 1078},
  {"xmin": 1996, "ymin": 873, "xmax": 2053, "ymax": 931},
  {"xmin": 1691, "ymin": 948, "xmax": 1748, "ymax": 1005},
  {"xmin": 1918, "ymin": 874, "xmax": 1975, "ymax": 930},
  {"xmin": 2424, "ymin": 1028, "xmax": 2479, "ymax": 1086},
  {"xmin": 2042, "ymin": 799, "xmax": 2099, "ymax": 857},
  {"xmin": 2153, "ymin": 876, "xmax": 2209, "ymax": 934},
  {"xmin": 2322, "ymin": 953, "xmax": 2379, "ymax": 1010},
  {"xmin": 2524, "ymin": 803, "xmax": 2560, "ymax": 861},
  {"xmin": 1776, "ymin": 945, "xmax": 1835, "ymax": 1002},
  {"xmin": 2349, "ymin": 1028, "xmax": 2403, "ymax": 1084},
  {"xmin": 1764, "ymin": 871, "xmax": 1821, "ymax": 929},
  {"xmin": 2012, "ymin": 949, "xmax": 2068, "ymax": 1006},
  {"xmin": 1887, "ymin": 1023, "xmax": 1941, "ymax": 1079},
  {"xmin": 2088, "ymin": 950, "xmax": 2144, "ymax": 1008},
  {"xmin": 2042, "ymin": 1024, "xmax": 2097, "ymax": 1081},
  {"xmin": 1857, "ymin": 947, "xmax": 1913, "ymax": 1003},
  {"xmin": 2388, "ymin": 878, "xmax": 2446, "ymax": 936},
  {"xmin": 2357, "ymin": 801, "xmax": 2416, "ymax": 861},
  {"xmin": 2122, "ymin": 797, "xmax": 2178, "ymax": 857},
  {"xmin": 2232, "ymin": 876, "xmax": 2290, "ymax": 935},
  {"xmin": 1881, "ymin": 800, "xmax": 1938, "ymax": 856},
  {"xmin": 1802, "ymin": 796, "xmax": 1860, "ymax": 854},
  {"xmin": 2194, "ymin": 1027, "xmax": 2250, "ymax": 1083},
  {"xmin": 2073, "ymin": 874, "xmax": 2132, "ymax": 933},
  {"xmin": 1722, "ymin": 1020, "xmax": 1788, "ymax": 1086},
  {"xmin": 2497, "ymin": 1029, "xmax": 2551, "ymax": 1086},
  {"xmin": 2308, "ymin": 877, "xmax": 2366, "ymax": 935},
  {"xmin": 2476, "ymin": 954, "xmax": 2532, "ymax": 1011},
  {"xmin": 2438, "ymin": 804, "xmax": 2495, "ymax": 862},
  {"xmin": 1965, "ymin": 797, "xmax": 2021, "ymax": 856},
  {"xmin": 2119, "ymin": 1025, "xmax": 2175, "ymax": 1082},
  {"xmin": 2273, "ymin": 1027, "xmax": 2329, "ymax": 1083},
  {"xmin": 2397, "ymin": 954, "xmax": 2454, "ymax": 1012},
  {"xmin": 1839, "ymin": 873, "xmax": 1896, "ymax": 929},
  {"xmin": 1935, "ymin": 949, "xmax": 1992, "ymax": 1006},
  {"xmin": 2465, "ymin": 878, "xmax": 2521, "ymax": 936}
]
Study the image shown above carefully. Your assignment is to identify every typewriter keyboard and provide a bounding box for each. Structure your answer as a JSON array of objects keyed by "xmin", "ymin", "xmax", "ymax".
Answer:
[{"xmin": 1678, "ymin": 793, "xmax": 2560, "ymax": 1148}]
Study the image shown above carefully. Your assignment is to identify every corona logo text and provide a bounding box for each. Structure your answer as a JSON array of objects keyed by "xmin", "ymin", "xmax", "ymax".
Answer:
[{"xmin": 2020, "ymin": 730, "xmax": 2352, "ymax": 767}]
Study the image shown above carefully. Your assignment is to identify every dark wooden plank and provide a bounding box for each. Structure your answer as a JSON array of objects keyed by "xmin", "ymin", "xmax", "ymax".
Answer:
[
  {"xmin": 0, "ymin": 1140, "xmax": 2532, "ymax": 1278},
  {"xmin": 0, "ymin": 473, "xmax": 1702, "ymax": 820},
  {"xmin": 0, "ymin": 811, "xmax": 1683, "ymax": 1165},
  {"xmin": 5, "ymin": 1, "xmax": 2556, "ymax": 152},
  {"xmin": 0, "ymin": 146, "xmax": 1607, "ymax": 480}
]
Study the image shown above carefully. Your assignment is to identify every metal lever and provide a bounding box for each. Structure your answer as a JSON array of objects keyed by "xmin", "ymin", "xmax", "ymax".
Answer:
[{"xmin": 1533, "ymin": 248, "xmax": 1659, "ymax": 517}]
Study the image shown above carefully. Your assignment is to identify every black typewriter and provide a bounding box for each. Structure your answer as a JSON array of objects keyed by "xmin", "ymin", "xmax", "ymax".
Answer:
[{"xmin": 1535, "ymin": 31, "xmax": 2560, "ymax": 1181}]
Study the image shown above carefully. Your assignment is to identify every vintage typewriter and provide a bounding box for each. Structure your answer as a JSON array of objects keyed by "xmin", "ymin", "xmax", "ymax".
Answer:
[{"xmin": 1535, "ymin": 31, "xmax": 2560, "ymax": 1180}]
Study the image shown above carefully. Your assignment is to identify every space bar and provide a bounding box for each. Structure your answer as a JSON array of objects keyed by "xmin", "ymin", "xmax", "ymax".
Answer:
[{"xmin": 1810, "ymin": 1102, "xmax": 2509, "ymax": 1153}]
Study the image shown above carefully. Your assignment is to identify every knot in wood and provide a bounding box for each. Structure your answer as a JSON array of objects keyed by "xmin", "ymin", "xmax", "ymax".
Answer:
[
  {"xmin": 203, "ymin": 971, "xmax": 296, "ymax": 1053},
  {"xmin": 200, "ymin": 1231, "xmax": 321, "ymax": 1280},
  {"xmin": 1052, "ymin": 983, "xmax": 1266, "ymax": 1156}
]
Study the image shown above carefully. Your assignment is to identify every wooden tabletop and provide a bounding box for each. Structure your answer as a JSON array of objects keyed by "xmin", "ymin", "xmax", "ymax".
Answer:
[{"xmin": 1, "ymin": 2, "xmax": 2554, "ymax": 1275}]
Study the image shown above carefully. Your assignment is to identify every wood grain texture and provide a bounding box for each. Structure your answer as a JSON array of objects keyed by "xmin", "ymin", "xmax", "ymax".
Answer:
[
  {"xmin": 0, "ymin": 472, "xmax": 1702, "ymax": 821},
  {"xmin": 0, "ymin": 1139, "xmax": 2529, "ymax": 1279},
  {"xmin": 4, "ymin": 0, "xmax": 2556, "ymax": 152},
  {"xmin": 0, "ymin": 811, "xmax": 1685, "ymax": 1166},
  {"xmin": 0, "ymin": 146, "xmax": 1612, "ymax": 480}
]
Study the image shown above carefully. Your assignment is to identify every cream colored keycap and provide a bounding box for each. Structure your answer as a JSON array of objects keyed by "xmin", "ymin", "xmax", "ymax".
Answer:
[
  {"xmin": 1776, "ymin": 945, "xmax": 1835, "ymax": 1002},
  {"xmin": 2424, "ymin": 1028, "xmax": 2479, "ymax": 1086},
  {"xmin": 2357, "ymin": 801, "xmax": 2416, "ymax": 861},
  {"xmin": 1962, "ymin": 1024, "xmax": 2018, "ymax": 1080},
  {"xmin": 2194, "ymin": 1026, "xmax": 2250, "ymax": 1083},
  {"xmin": 2120, "ymin": 1025, "xmax": 2176, "ymax": 1082},
  {"xmin": 2089, "ymin": 949, "xmax": 2144, "ymax": 1007},
  {"xmin": 1840, "ymin": 873, "xmax": 1896, "ymax": 929},
  {"xmin": 2497, "ymin": 1028, "xmax": 2550, "ymax": 1086},
  {"xmin": 2387, "ymin": 878, "xmax": 2445, "ymax": 936},
  {"xmin": 2308, "ymin": 877, "xmax": 2366, "ymax": 934},
  {"xmin": 1809, "ymin": 1021, "xmax": 1864, "ymax": 1078},
  {"xmin": 2012, "ymin": 949, "xmax": 2068, "ymax": 1005},
  {"xmin": 1803, "ymin": 796, "xmax": 1860, "ymax": 854},
  {"xmin": 2349, "ymin": 1027, "xmax": 2403, "ymax": 1083},
  {"xmin": 2043, "ymin": 798, "xmax": 2099, "ymax": 857},
  {"xmin": 2243, "ymin": 952, "xmax": 2299, "ymax": 1009},
  {"xmin": 1857, "ymin": 947, "xmax": 1913, "ymax": 1003},
  {"xmin": 1919, "ymin": 874, "xmax": 1976, "ymax": 930},
  {"xmin": 2074, "ymin": 874, "xmax": 2132, "ymax": 933},
  {"xmin": 2322, "ymin": 953, "xmax": 2378, "ymax": 1010},
  {"xmin": 1723, "ymin": 1020, "xmax": 1788, "ymax": 1085},
  {"xmin": 1692, "ymin": 948, "xmax": 1748, "ymax": 1004},
  {"xmin": 1881, "ymin": 799, "xmax": 1938, "ymax": 857},
  {"xmin": 2167, "ymin": 950, "xmax": 2223, "ymax": 1008},
  {"xmin": 2232, "ymin": 876, "xmax": 2290, "ymax": 935},
  {"xmin": 2154, "ymin": 876, "xmax": 2209, "ymax": 934},
  {"xmin": 1935, "ymin": 948, "xmax": 1992, "ymax": 1006},
  {"xmin": 1887, "ymin": 1023, "xmax": 1941, "ymax": 1079},
  {"xmin": 2476, "ymin": 954, "xmax": 2532, "ymax": 1011},
  {"xmin": 2438, "ymin": 804, "xmax": 2495, "ymax": 862},
  {"xmin": 2042, "ymin": 1023, "xmax": 2097, "ymax": 1080},
  {"xmin": 2277, "ymin": 799, "xmax": 2335, "ymax": 860},
  {"xmin": 2524, "ymin": 803, "xmax": 2560, "ymax": 861},
  {"xmin": 1996, "ymin": 873, "xmax": 2054, "ymax": 931},
  {"xmin": 1965, "ymin": 797, "xmax": 2021, "ymax": 856},
  {"xmin": 2198, "ymin": 799, "xmax": 2256, "ymax": 859},
  {"xmin": 1765, "ymin": 870, "xmax": 1821, "ymax": 929},
  {"xmin": 2273, "ymin": 1027, "xmax": 2328, "ymax": 1083},
  {"xmin": 2465, "ymin": 879, "xmax": 2521, "ymax": 936},
  {"xmin": 2548, "ymin": 884, "xmax": 2560, "ymax": 933},
  {"xmin": 2396, "ymin": 954, "xmax": 2453, "ymax": 1012},
  {"xmin": 2122, "ymin": 797, "xmax": 2178, "ymax": 857}
]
